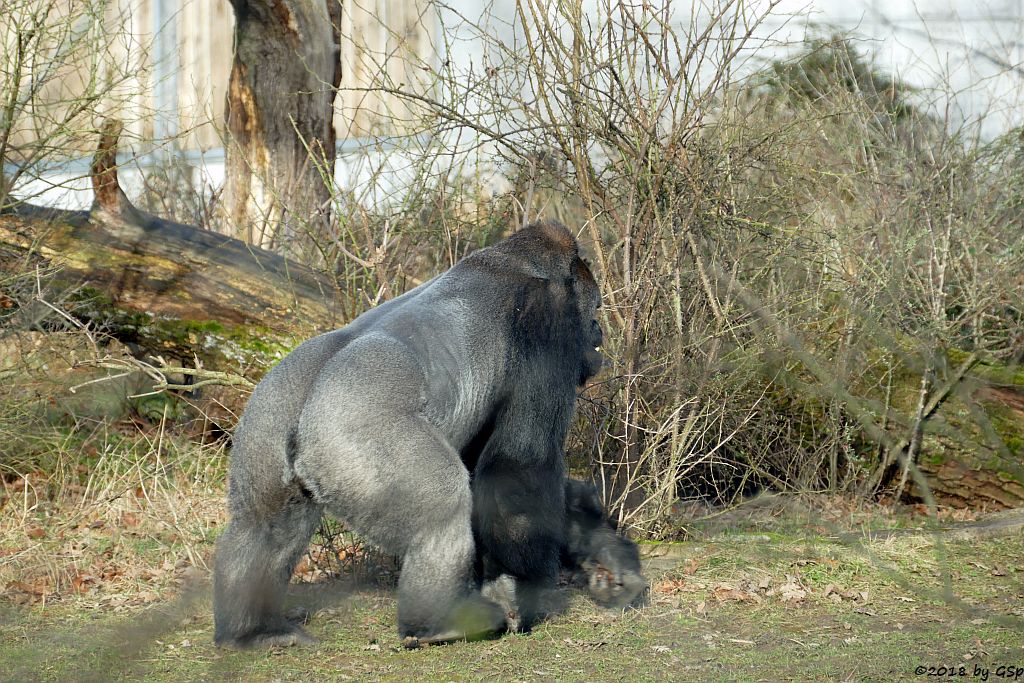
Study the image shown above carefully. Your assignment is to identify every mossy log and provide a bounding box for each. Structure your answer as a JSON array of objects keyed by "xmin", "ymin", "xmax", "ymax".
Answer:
[
  {"xmin": 909, "ymin": 386, "xmax": 1024, "ymax": 509},
  {"xmin": 915, "ymin": 456, "xmax": 1024, "ymax": 509},
  {"xmin": 0, "ymin": 122, "xmax": 341, "ymax": 363}
]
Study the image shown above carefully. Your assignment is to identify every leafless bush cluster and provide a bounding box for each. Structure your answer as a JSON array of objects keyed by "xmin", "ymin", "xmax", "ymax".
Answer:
[
  {"xmin": 0, "ymin": 0, "xmax": 143, "ymax": 209},
  {"xmin": 338, "ymin": 1, "xmax": 1024, "ymax": 533}
]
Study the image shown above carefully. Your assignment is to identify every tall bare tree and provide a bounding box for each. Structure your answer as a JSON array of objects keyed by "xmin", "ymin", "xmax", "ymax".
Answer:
[{"xmin": 222, "ymin": 0, "xmax": 341, "ymax": 254}]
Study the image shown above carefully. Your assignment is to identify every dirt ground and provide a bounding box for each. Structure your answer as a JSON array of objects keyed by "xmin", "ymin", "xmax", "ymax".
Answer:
[{"xmin": 2, "ymin": 494, "xmax": 1022, "ymax": 683}]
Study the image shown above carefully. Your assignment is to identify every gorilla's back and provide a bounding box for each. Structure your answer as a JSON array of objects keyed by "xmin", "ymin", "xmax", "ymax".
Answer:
[{"xmin": 228, "ymin": 259, "xmax": 515, "ymax": 511}]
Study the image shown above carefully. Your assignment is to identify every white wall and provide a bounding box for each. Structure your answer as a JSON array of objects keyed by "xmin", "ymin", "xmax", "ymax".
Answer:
[
  {"xmin": 9, "ymin": 0, "xmax": 1022, "ymax": 210},
  {"xmin": 759, "ymin": 0, "xmax": 1024, "ymax": 136}
]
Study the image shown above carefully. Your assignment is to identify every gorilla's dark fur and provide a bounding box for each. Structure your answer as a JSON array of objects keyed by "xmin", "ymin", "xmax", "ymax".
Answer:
[
  {"xmin": 562, "ymin": 478, "xmax": 647, "ymax": 609},
  {"xmin": 479, "ymin": 478, "xmax": 647, "ymax": 629},
  {"xmin": 213, "ymin": 221, "xmax": 603, "ymax": 649}
]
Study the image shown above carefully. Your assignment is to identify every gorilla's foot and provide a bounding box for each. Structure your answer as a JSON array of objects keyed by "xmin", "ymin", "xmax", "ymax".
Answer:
[
  {"xmin": 400, "ymin": 595, "xmax": 506, "ymax": 648},
  {"xmin": 216, "ymin": 624, "xmax": 315, "ymax": 650},
  {"xmin": 481, "ymin": 574, "xmax": 521, "ymax": 632}
]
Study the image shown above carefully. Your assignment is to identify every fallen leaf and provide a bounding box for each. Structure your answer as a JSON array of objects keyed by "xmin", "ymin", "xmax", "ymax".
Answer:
[
  {"xmin": 654, "ymin": 578, "xmax": 687, "ymax": 595},
  {"xmin": 71, "ymin": 573, "xmax": 97, "ymax": 593}
]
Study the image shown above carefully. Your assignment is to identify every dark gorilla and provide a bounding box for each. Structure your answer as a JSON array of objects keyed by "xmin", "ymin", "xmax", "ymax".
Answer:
[
  {"xmin": 213, "ymin": 221, "xmax": 603, "ymax": 649},
  {"xmin": 479, "ymin": 478, "xmax": 647, "ymax": 629},
  {"xmin": 562, "ymin": 478, "xmax": 647, "ymax": 609}
]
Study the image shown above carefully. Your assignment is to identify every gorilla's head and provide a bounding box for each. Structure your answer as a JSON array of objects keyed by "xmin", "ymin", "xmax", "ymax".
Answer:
[
  {"xmin": 572, "ymin": 253, "xmax": 604, "ymax": 386},
  {"xmin": 494, "ymin": 220, "xmax": 605, "ymax": 386}
]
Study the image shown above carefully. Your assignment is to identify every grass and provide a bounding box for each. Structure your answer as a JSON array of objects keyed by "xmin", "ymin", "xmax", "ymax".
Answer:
[
  {"xmin": 2, "ymin": 490, "xmax": 1022, "ymax": 683},
  {"xmin": 2, "ymin": 363, "xmax": 1020, "ymax": 681}
]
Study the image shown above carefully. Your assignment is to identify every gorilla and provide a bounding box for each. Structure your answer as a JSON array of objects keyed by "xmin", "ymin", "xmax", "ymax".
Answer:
[
  {"xmin": 561, "ymin": 478, "xmax": 647, "ymax": 609},
  {"xmin": 479, "ymin": 478, "xmax": 647, "ymax": 630},
  {"xmin": 213, "ymin": 221, "xmax": 603, "ymax": 649}
]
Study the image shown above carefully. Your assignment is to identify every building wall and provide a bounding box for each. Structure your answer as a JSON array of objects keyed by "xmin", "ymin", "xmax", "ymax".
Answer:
[
  {"xmin": 4, "ymin": 0, "xmax": 436, "ymax": 155},
  {"xmin": 7, "ymin": 0, "xmax": 1023, "ymax": 209}
]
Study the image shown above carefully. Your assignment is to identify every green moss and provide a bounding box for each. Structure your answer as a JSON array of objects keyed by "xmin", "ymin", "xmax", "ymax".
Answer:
[
  {"xmin": 987, "ymin": 405, "xmax": 1024, "ymax": 457},
  {"xmin": 65, "ymin": 287, "xmax": 297, "ymax": 373},
  {"xmin": 949, "ymin": 348, "xmax": 1024, "ymax": 386},
  {"xmin": 129, "ymin": 393, "xmax": 187, "ymax": 422}
]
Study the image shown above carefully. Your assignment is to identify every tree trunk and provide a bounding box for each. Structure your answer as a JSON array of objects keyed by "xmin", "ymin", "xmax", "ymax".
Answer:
[
  {"xmin": 909, "ymin": 386, "xmax": 1024, "ymax": 509},
  {"xmin": 222, "ymin": 0, "xmax": 341, "ymax": 255},
  {"xmin": 1, "ymin": 121, "xmax": 341, "ymax": 358},
  {"xmin": 914, "ymin": 456, "xmax": 1024, "ymax": 509}
]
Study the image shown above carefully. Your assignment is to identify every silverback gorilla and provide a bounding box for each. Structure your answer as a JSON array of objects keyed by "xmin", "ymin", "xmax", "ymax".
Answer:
[{"xmin": 214, "ymin": 221, "xmax": 604, "ymax": 649}]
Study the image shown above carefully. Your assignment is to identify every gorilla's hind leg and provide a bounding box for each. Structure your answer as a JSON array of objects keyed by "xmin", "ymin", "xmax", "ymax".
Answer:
[
  {"xmin": 386, "ymin": 469, "xmax": 505, "ymax": 647},
  {"xmin": 213, "ymin": 496, "xmax": 322, "ymax": 649}
]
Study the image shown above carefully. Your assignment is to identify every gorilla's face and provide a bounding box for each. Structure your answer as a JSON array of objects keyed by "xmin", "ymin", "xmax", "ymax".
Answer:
[
  {"xmin": 573, "ymin": 256, "xmax": 604, "ymax": 386},
  {"xmin": 582, "ymin": 318, "xmax": 604, "ymax": 384}
]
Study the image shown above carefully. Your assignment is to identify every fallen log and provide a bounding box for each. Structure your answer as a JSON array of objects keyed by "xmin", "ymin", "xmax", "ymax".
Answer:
[{"xmin": 0, "ymin": 121, "xmax": 341, "ymax": 354}]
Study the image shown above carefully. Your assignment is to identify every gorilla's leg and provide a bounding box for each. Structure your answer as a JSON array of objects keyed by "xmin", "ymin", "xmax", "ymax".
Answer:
[
  {"xmin": 213, "ymin": 494, "xmax": 322, "ymax": 649},
  {"xmin": 473, "ymin": 463, "xmax": 565, "ymax": 632},
  {"xmin": 395, "ymin": 510, "xmax": 507, "ymax": 646},
  {"xmin": 293, "ymin": 355, "xmax": 506, "ymax": 646}
]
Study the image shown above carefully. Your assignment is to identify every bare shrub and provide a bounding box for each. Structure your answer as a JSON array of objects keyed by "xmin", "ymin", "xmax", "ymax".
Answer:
[
  {"xmin": 349, "ymin": 3, "xmax": 1024, "ymax": 533},
  {"xmin": 0, "ymin": 0, "xmax": 144, "ymax": 209}
]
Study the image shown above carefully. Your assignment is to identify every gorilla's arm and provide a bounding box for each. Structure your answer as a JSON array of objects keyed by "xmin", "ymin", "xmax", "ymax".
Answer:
[
  {"xmin": 471, "ymin": 372, "xmax": 576, "ymax": 630},
  {"xmin": 479, "ymin": 478, "xmax": 647, "ymax": 628}
]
